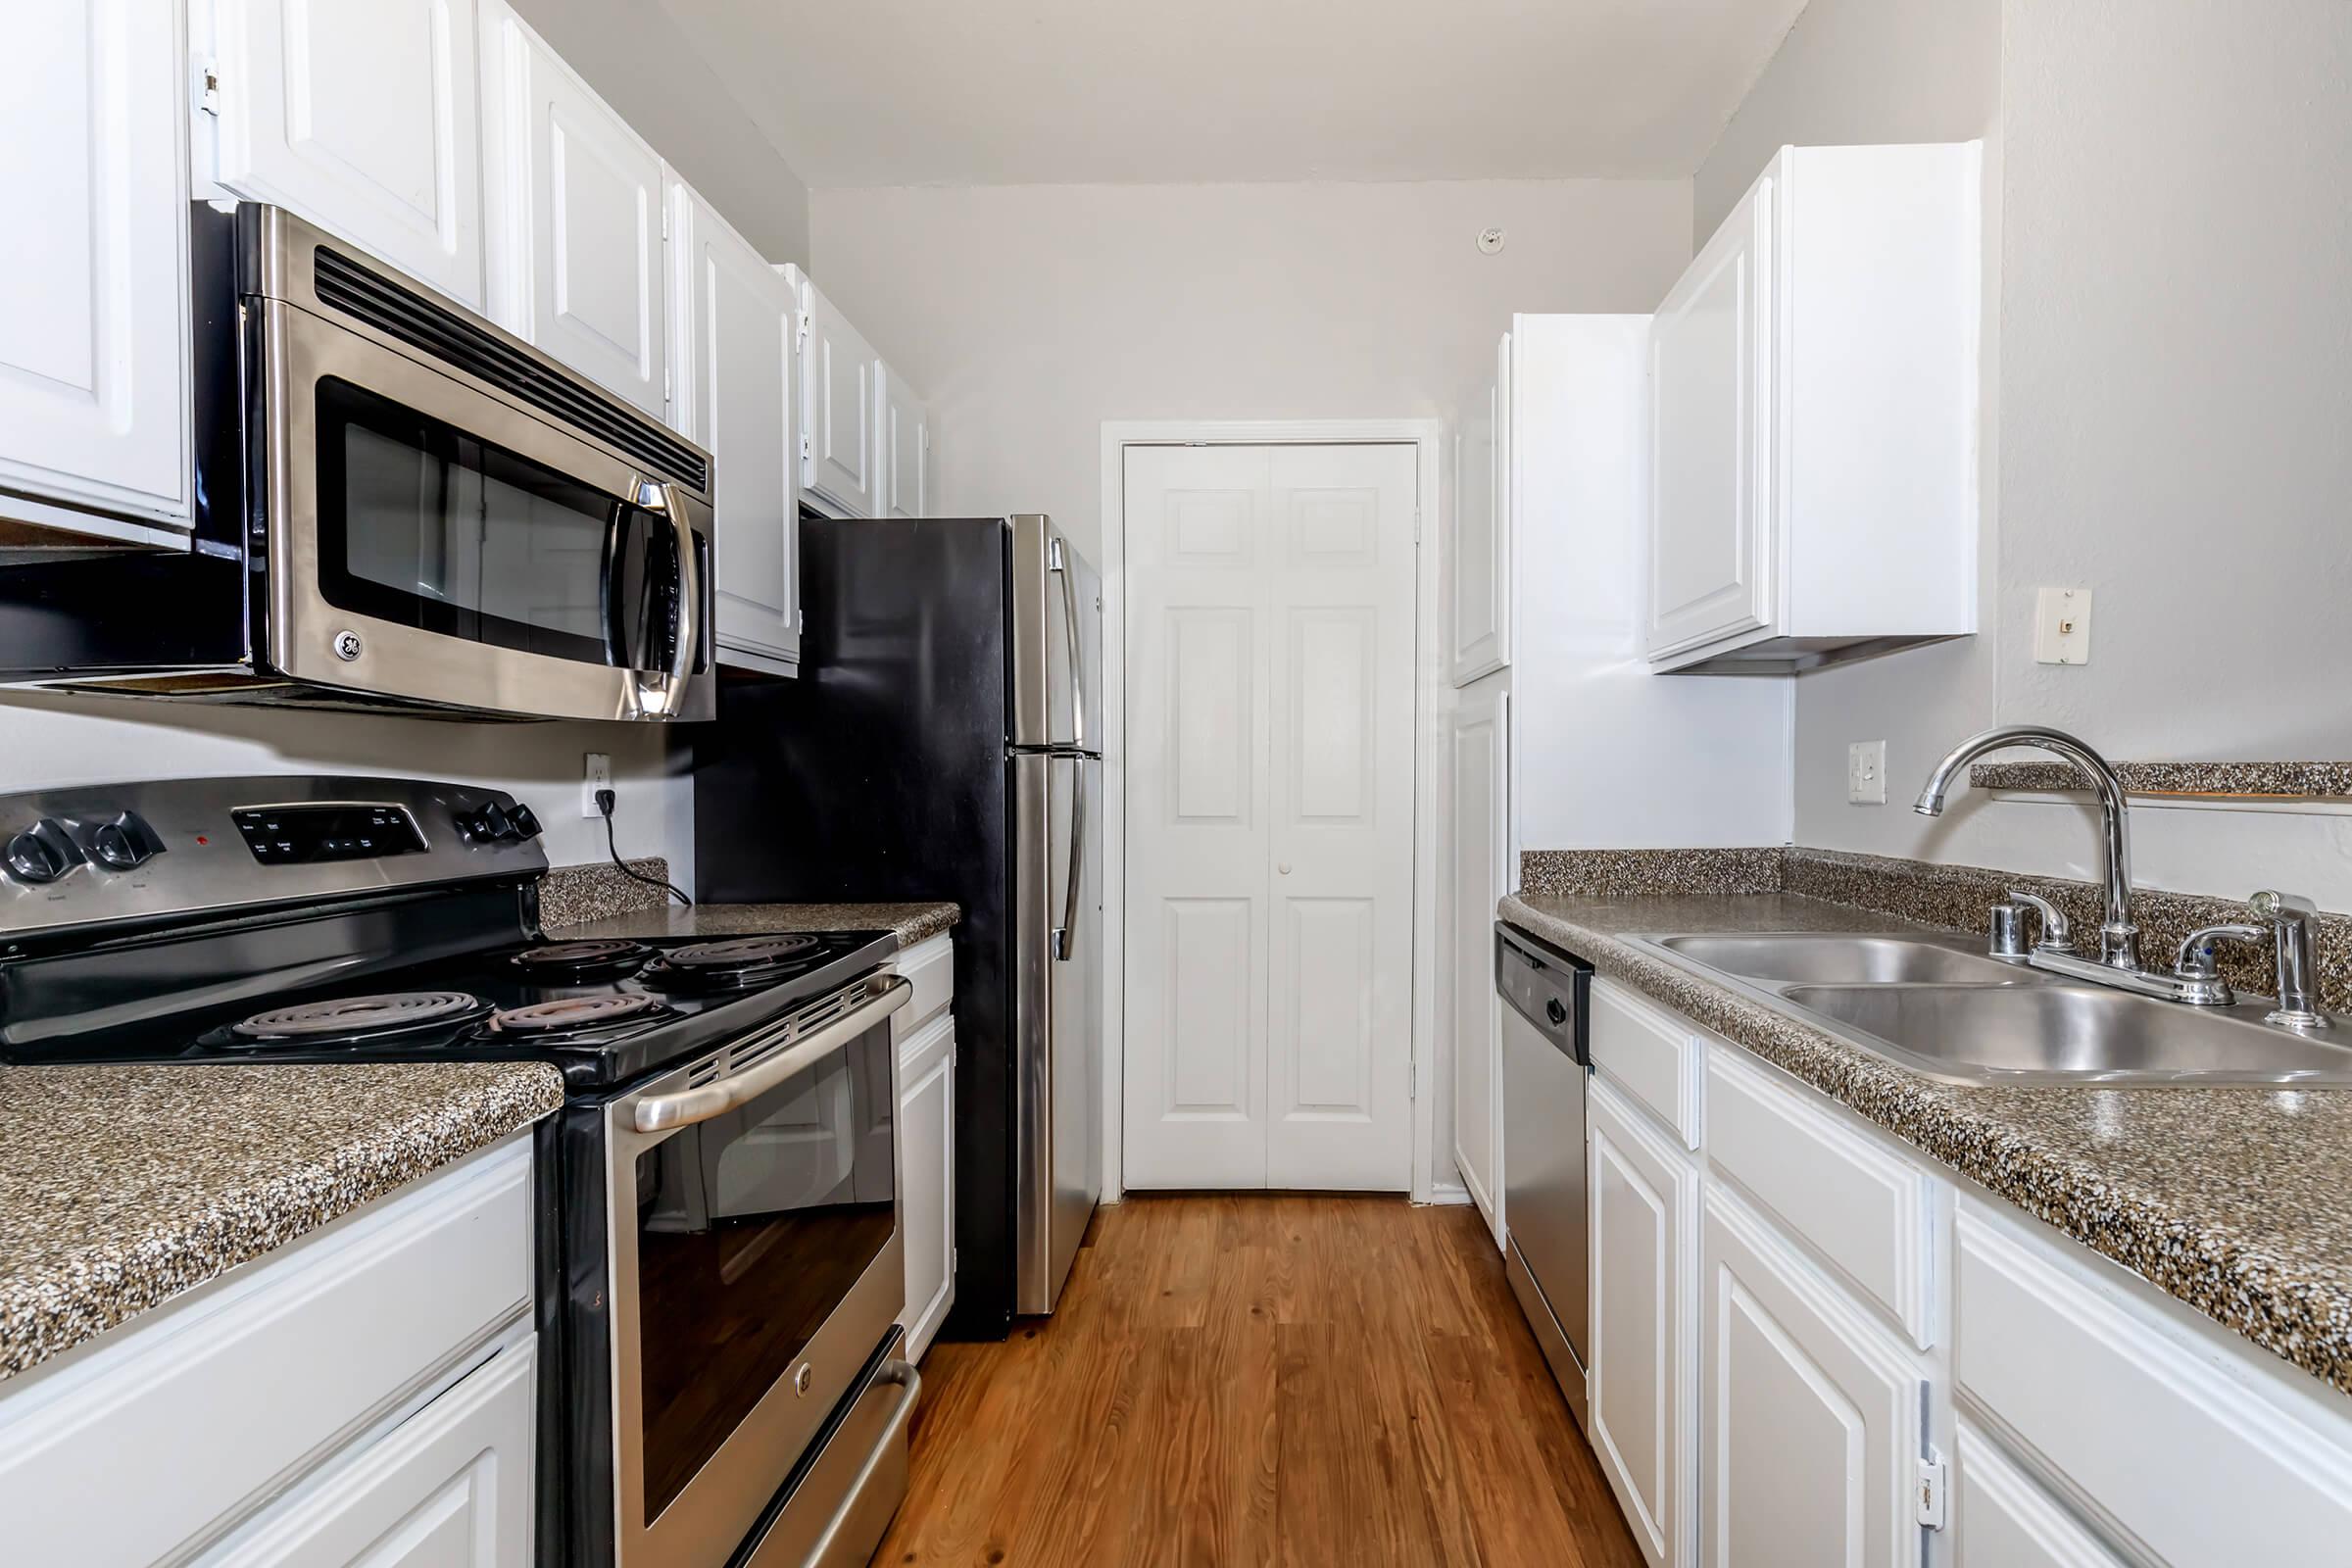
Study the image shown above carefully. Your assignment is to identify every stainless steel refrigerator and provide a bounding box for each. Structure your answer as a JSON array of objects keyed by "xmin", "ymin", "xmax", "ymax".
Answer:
[{"xmin": 692, "ymin": 514, "xmax": 1103, "ymax": 1335}]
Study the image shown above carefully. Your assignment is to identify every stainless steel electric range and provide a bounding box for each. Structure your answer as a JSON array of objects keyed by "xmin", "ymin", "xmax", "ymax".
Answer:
[{"xmin": 0, "ymin": 775, "xmax": 919, "ymax": 1568}]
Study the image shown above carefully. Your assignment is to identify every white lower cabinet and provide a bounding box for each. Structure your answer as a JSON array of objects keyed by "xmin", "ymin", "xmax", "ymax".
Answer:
[
  {"xmin": 1952, "ymin": 1419, "xmax": 2124, "ymax": 1568},
  {"xmin": 1587, "ymin": 1073, "xmax": 1698, "ymax": 1568},
  {"xmin": 1582, "ymin": 969, "xmax": 2352, "ymax": 1568},
  {"xmin": 892, "ymin": 933, "xmax": 956, "ymax": 1359},
  {"xmin": 198, "ymin": 1336, "xmax": 536, "ymax": 1567},
  {"xmin": 1700, "ymin": 1183, "xmax": 1928, "ymax": 1568},
  {"xmin": 0, "ymin": 1136, "xmax": 536, "ymax": 1566}
]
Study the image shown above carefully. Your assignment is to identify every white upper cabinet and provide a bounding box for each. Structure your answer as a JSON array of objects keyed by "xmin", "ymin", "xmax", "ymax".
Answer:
[
  {"xmin": 206, "ymin": 0, "xmax": 486, "ymax": 309},
  {"xmin": 478, "ymin": 1, "xmax": 668, "ymax": 419},
  {"xmin": 669, "ymin": 177, "xmax": 798, "ymax": 673},
  {"xmin": 794, "ymin": 271, "xmax": 880, "ymax": 517},
  {"xmin": 1448, "ymin": 332, "xmax": 1511, "ymax": 683},
  {"xmin": 877, "ymin": 361, "xmax": 931, "ymax": 518},
  {"xmin": 0, "ymin": 0, "xmax": 189, "ymax": 541},
  {"xmin": 1647, "ymin": 142, "xmax": 1981, "ymax": 674}
]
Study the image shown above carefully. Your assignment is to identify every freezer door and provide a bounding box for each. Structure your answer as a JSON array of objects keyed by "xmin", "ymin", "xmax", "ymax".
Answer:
[
  {"xmin": 1008, "ymin": 514, "xmax": 1102, "ymax": 753},
  {"xmin": 1010, "ymin": 751, "xmax": 1103, "ymax": 1313}
]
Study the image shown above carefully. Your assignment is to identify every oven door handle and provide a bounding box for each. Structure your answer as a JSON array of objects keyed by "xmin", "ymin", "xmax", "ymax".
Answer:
[
  {"xmin": 630, "ymin": 975, "xmax": 909, "ymax": 1133},
  {"xmin": 805, "ymin": 1359, "xmax": 921, "ymax": 1566},
  {"xmin": 631, "ymin": 479, "xmax": 701, "ymax": 719}
]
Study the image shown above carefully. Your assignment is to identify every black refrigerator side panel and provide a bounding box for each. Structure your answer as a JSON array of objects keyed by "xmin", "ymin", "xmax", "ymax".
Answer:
[{"xmin": 692, "ymin": 515, "xmax": 1019, "ymax": 1338}]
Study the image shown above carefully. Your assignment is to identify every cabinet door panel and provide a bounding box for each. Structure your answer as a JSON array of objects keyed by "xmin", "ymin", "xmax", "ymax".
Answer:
[
  {"xmin": 1953, "ymin": 1420, "xmax": 2127, "ymax": 1568},
  {"xmin": 200, "ymin": 1339, "xmax": 535, "ymax": 1567},
  {"xmin": 1649, "ymin": 178, "xmax": 1772, "ymax": 661},
  {"xmin": 0, "ymin": 0, "xmax": 187, "ymax": 524},
  {"xmin": 1447, "ymin": 683, "xmax": 1506, "ymax": 1235},
  {"xmin": 899, "ymin": 1019, "xmax": 956, "ymax": 1360},
  {"xmin": 800, "ymin": 280, "xmax": 877, "ymax": 515},
  {"xmin": 1449, "ymin": 336, "xmax": 1509, "ymax": 681},
  {"xmin": 481, "ymin": 6, "xmax": 665, "ymax": 416},
  {"xmin": 1701, "ymin": 1184, "xmax": 1925, "ymax": 1568},
  {"xmin": 1589, "ymin": 1076, "xmax": 1699, "ymax": 1568},
  {"xmin": 672, "ymin": 180, "xmax": 797, "ymax": 668},
  {"xmin": 213, "ymin": 0, "xmax": 484, "ymax": 308},
  {"xmin": 878, "ymin": 364, "xmax": 928, "ymax": 519}
]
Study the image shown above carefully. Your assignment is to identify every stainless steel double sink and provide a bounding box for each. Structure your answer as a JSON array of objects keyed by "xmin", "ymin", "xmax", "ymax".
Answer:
[{"xmin": 1624, "ymin": 931, "xmax": 2352, "ymax": 1088}]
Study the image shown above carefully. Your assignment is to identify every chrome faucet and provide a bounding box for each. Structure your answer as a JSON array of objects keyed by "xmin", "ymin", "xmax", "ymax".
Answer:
[
  {"xmin": 1915, "ymin": 725, "xmax": 2141, "ymax": 970},
  {"xmin": 1914, "ymin": 726, "xmax": 2332, "ymax": 1028}
]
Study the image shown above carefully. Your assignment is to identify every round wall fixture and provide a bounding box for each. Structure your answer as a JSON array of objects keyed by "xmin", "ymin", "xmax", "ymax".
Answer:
[{"xmin": 1476, "ymin": 227, "xmax": 1506, "ymax": 255}]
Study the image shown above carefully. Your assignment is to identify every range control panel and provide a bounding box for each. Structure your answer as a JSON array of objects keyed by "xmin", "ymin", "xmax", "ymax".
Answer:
[
  {"xmin": 0, "ymin": 776, "xmax": 551, "ymax": 941},
  {"xmin": 231, "ymin": 804, "xmax": 431, "ymax": 865}
]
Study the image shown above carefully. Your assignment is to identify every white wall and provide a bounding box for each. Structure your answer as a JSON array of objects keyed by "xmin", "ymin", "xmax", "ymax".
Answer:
[
  {"xmin": 0, "ymin": 695, "xmax": 688, "ymax": 882},
  {"xmin": 809, "ymin": 178, "xmax": 1693, "ymax": 564},
  {"xmin": 1694, "ymin": 0, "xmax": 2352, "ymax": 907}
]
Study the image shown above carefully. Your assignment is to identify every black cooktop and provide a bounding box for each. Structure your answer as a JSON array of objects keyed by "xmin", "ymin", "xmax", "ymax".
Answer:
[{"xmin": 9, "ymin": 928, "xmax": 900, "ymax": 1091}]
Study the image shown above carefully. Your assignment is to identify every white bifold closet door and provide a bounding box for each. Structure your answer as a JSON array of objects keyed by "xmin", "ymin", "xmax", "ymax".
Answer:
[{"xmin": 1123, "ymin": 443, "xmax": 1419, "ymax": 1191}]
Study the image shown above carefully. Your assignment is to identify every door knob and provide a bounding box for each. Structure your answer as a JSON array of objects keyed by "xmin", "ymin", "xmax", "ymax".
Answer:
[{"xmin": 1278, "ymin": 862, "xmax": 1293, "ymax": 875}]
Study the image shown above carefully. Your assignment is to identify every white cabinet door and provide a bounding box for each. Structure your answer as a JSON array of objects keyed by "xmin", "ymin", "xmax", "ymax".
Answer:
[
  {"xmin": 1447, "ymin": 680, "xmax": 1507, "ymax": 1237},
  {"xmin": 0, "ymin": 0, "xmax": 188, "ymax": 533},
  {"xmin": 1448, "ymin": 337, "xmax": 1509, "ymax": 682},
  {"xmin": 1701, "ymin": 1184, "xmax": 1927, "ymax": 1568},
  {"xmin": 798, "ymin": 278, "xmax": 879, "ymax": 515},
  {"xmin": 478, "ymin": 2, "xmax": 666, "ymax": 417},
  {"xmin": 877, "ymin": 362, "xmax": 930, "ymax": 518},
  {"xmin": 199, "ymin": 1337, "xmax": 535, "ymax": 1567},
  {"xmin": 1952, "ymin": 1421, "xmax": 2126, "ymax": 1568},
  {"xmin": 1589, "ymin": 1076, "xmax": 1699, "ymax": 1568},
  {"xmin": 210, "ymin": 0, "xmax": 484, "ymax": 308},
  {"xmin": 898, "ymin": 1015, "xmax": 956, "ymax": 1360},
  {"xmin": 1648, "ymin": 175, "xmax": 1773, "ymax": 661},
  {"xmin": 670, "ymin": 178, "xmax": 797, "ymax": 673}
]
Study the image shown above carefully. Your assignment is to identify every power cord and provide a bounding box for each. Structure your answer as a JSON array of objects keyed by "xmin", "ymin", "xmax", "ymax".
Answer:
[{"xmin": 596, "ymin": 788, "xmax": 693, "ymax": 906}]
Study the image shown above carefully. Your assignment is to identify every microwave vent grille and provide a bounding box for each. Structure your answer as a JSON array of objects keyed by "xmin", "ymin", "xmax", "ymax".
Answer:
[{"xmin": 310, "ymin": 246, "xmax": 709, "ymax": 494}]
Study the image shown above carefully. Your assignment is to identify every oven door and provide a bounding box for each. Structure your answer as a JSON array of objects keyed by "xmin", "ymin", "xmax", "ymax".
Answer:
[
  {"xmin": 256, "ymin": 295, "xmax": 713, "ymax": 721},
  {"xmin": 603, "ymin": 975, "xmax": 908, "ymax": 1568}
]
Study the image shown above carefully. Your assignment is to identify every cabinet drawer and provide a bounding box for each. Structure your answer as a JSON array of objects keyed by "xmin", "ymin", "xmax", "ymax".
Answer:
[
  {"xmin": 198, "ymin": 1334, "xmax": 536, "ymax": 1566},
  {"xmin": 891, "ymin": 932, "xmax": 954, "ymax": 1040},
  {"xmin": 1955, "ymin": 1199, "xmax": 2352, "ymax": 1565},
  {"xmin": 1589, "ymin": 979, "xmax": 1699, "ymax": 1148},
  {"xmin": 1703, "ymin": 1045, "xmax": 1934, "ymax": 1347},
  {"xmin": 0, "ymin": 1137, "xmax": 532, "ymax": 1566}
]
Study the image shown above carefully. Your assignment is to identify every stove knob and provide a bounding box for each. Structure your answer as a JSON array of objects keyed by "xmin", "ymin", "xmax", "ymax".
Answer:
[
  {"xmin": 455, "ymin": 802, "xmax": 511, "ymax": 844},
  {"xmin": 90, "ymin": 811, "xmax": 162, "ymax": 871},
  {"xmin": 5, "ymin": 819, "xmax": 79, "ymax": 885},
  {"xmin": 506, "ymin": 804, "xmax": 542, "ymax": 842}
]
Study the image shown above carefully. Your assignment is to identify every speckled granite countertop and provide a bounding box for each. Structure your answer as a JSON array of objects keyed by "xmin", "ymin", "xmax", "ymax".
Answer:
[
  {"xmin": 1500, "ymin": 890, "xmax": 2352, "ymax": 1399},
  {"xmin": 0, "ymin": 1062, "xmax": 563, "ymax": 1386},
  {"xmin": 552, "ymin": 901, "xmax": 960, "ymax": 949}
]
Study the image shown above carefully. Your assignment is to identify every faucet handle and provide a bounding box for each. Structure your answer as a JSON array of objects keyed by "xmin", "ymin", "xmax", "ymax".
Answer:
[{"xmin": 2005, "ymin": 889, "xmax": 2074, "ymax": 953}]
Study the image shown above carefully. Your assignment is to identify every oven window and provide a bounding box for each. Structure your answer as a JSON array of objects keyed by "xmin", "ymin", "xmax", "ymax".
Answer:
[
  {"xmin": 632, "ymin": 1024, "xmax": 896, "ymax": 1521},
  {"xmin": 315, "ymin": 377, "xmax": 679, "ymax": 669}
]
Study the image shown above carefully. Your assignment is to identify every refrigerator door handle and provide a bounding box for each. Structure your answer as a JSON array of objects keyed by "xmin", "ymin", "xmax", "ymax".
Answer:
[
  {"xmin": 1053, "ymin": 756, "xmax": 1086, "ymax": 961},
  {"xmin": 1049, "ymin": 535, "xmax": 1085, "ymax": 751}
]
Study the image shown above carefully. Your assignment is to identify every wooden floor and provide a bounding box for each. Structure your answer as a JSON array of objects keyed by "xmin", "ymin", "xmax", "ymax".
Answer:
[{"xmin": 875, "ymin": 1194, "xmax": 1643, "ymax": 1567}]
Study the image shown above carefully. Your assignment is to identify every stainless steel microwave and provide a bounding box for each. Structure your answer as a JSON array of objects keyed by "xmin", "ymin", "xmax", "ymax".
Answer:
[{"xmin": 0, "ymin": 203, "xmax": 714, "ymax": 722}]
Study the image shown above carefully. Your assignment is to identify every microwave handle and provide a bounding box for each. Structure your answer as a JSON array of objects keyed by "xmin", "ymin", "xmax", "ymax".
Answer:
[{"xmin": 633, "ymin": 480, "xmax": 700, "ymax": 719}]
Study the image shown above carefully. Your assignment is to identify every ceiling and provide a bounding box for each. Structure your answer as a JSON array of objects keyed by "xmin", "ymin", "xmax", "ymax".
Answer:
[{"xmin": 657, "ymin": 0, "xmax": 1811, "ymax": 188}]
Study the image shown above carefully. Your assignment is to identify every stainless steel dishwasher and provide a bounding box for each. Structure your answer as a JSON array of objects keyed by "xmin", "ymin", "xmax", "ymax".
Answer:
[{"xmin": 1495, "ymin": 922, "xmax": 1593, "ymax": 1429}]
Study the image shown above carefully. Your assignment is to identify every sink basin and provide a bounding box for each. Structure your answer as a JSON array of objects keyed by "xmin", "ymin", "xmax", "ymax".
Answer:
[
  {"xmin": 1780, "ymin": 983, "xmax": 2352, "ymax": 1086},
  {"xmin": 1651, "ymin": 933, "xmax": 2029, "ymax": 987}
]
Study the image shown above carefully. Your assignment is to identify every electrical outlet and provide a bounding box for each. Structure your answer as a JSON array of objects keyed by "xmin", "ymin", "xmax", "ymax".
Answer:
[
  {"xmin": 2034, "ymin": 586, "xmax": 2093, "ymax": 664},
  {"xmin": 581, "ymin": 753, "xmax": 612, "ymax": 818},
  {"xmin": 1848, "ymin": 740, "xmax": 1887, "ymax": 805}
]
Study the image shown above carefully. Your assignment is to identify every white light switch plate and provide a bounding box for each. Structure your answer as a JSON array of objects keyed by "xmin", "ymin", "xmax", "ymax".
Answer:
[
  {"xmin": 1848, "ymin": 740, "xmax": 1887, "ymax": 805},
  {"xmin": 2034, "ymin": 586, "xmax": 2093, "ymax": 664},
  {"xmin": 581, "ymin": 753, "xmax": 612, "ymax": 818}
]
